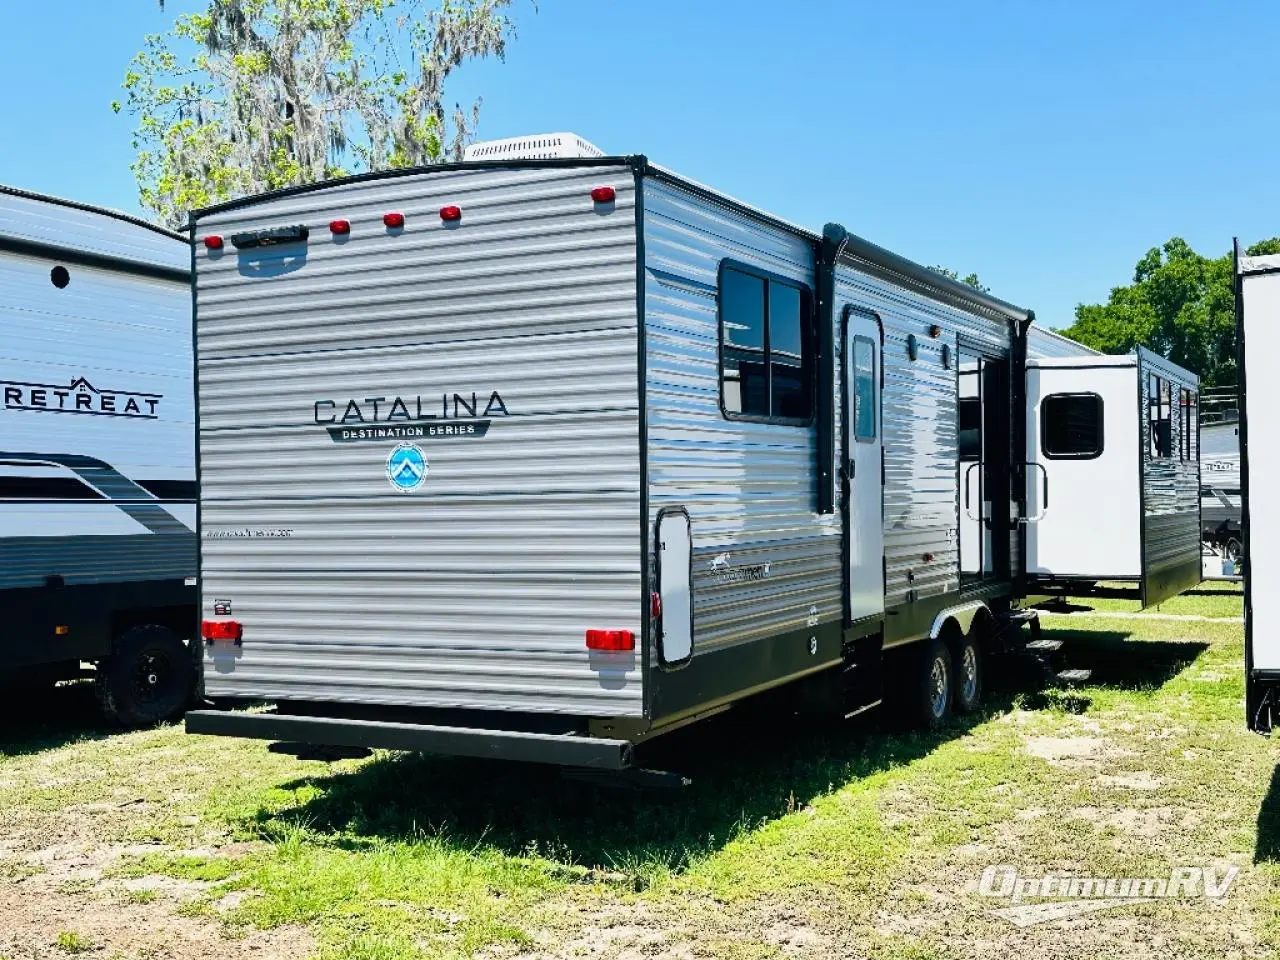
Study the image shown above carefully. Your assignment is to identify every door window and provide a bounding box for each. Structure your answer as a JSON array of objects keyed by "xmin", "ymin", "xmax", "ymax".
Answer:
[{"xmin": 852, "ymin": 336, "xmax": 876, "ymax": 441}]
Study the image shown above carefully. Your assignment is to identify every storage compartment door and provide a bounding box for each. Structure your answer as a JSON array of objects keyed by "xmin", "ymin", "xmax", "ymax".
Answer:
[
  {"xmin": 1025, "ymin": 364, "xmax": 1140, "ymax": 579},
  {"xmin": 656, "ymin": 509, "xmax": 693, "ymax": 665}
]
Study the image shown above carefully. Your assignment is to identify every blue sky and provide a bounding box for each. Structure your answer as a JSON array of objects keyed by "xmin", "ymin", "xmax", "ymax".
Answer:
[{"xmin": 1, "ymin": 0, "xmax": 1277, "ymax": 329}]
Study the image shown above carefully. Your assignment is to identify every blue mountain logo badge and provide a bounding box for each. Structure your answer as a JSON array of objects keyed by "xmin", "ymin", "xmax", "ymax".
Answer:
[{"xmin": 386, "ymin": 442, "xmax": 428, "ymax": 493}]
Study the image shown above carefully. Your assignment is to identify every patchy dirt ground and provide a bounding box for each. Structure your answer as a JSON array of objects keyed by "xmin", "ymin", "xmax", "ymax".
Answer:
[{"xmin": 2, "ymin": 610, "xmax": 1277, "ymax": 960}]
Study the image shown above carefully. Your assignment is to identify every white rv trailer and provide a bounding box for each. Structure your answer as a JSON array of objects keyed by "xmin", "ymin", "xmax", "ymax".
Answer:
[
  {"xmin": 0, "ymin": 186, "xmax": 199, "ymax": 725},
  {"xmin": 185, "ymin": 142, "xmax": 1201, "ymax": 768},
  {"xmin": 1236, "ymin": 242, "xmax": 1280, "ymax": 730}
]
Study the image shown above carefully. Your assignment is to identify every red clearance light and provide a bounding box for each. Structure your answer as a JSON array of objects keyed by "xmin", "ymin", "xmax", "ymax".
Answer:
[
  {"xmin": 591, "ymin": 186, "xmax": 616, "ymax": 203},
  {"xmin": 439, "ymin": 205, "xmax": 462, "ymax": 222},
  {"xmin": 586, "ymin": 629, "xmax": 634, "ymax": 652},
  {"xmin": 203, "ymin": 235, "xmax": 224, "ymax": 250},
  {"xmin": 650, "ymin": 591, "xmax": 662, "ymax": 619},
  {"xmin": 201, "ymin": 619, "xmax": 243, "ymax": 642},
  {"xmin": 329, "ymin": 219, "xmax": 351, "ymax": 235},
  {"xmin": 383, "ymin": 212, "xmax": 405, "ymax": 229}
]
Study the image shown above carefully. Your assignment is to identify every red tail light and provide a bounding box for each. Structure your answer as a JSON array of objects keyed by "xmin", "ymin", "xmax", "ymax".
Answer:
[
  {"xmin": 203, "ymin": 235, "xmax": 224, "ymax": 250},
  {"xmin": 586, "ymin": 629, "xmax": 634, "ymax": 652},
  {"xmin": 383, "ymin": 212, "xmax": 405, "ymax": 228},
  {"xmin": 439, "ymin": 205, "xmax": 462, "ymax": 222},
  {"xmin": 202, "ymin": 619, "xmax": 242, "ymax": 642},
  {"xmin": 591, "ymin": 186, "xmax": 616, "ymax": 203},
  {"xmin": 329, "ymin": 219, "xmax": 351, "ymax": 235}
]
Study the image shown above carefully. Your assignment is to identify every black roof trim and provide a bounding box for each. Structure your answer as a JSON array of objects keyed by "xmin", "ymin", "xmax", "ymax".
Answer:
[
  {"xmin": 190, "ymin": 155, "xmax": 649, "ymax": 220},
  {"xmin": 0, "ymin": 183, "xmax": 186, "ymax": 242},
  {"xmin": 826, "ymin": 223, "xmax": 1032, "ymax": 325}
]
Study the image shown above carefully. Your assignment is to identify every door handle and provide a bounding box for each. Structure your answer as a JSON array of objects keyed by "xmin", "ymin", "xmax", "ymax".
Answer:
[
  {"xmin": 1022, "ymin": 461, "xmax": 1049, "ymax": 523},
  {"xmin": 963, "ymin": 462, "xmax": 983, "ymax": 521}
]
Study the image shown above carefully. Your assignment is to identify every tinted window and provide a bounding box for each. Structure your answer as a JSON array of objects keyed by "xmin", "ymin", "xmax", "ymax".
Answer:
[
  {"xmin": 721, "ymin": 269, "xmax": 765, "ymax": 350},
  {"xmin": 719, "ymin": 264, "xmax": 812, "ymax": 422},
  {"xmin": 1149, "ymin": 374, "xmax": 1172, "ymax": 458},
  {"xmin": 1180, "ymin": 388, "xmax": 1198, "ymax": 461},
  {"xmin": 853, "ymin": 336, "xmax": 876, "ymax": 441},
  {"xmin": 1042, "ymin": 393, "xmax": 1103, "ymax": 459},
  {"xmin": 958, "ymin": 398, "xmax": 982, "ymax": 462}
]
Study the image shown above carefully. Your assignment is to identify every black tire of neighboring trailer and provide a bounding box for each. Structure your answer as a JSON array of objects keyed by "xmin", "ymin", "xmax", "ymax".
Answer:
[
  {"xmin": 953, "ymin": 632, "xmax": 983, "ymax": 714},
  {"xmin": 903, "ymin": 636, "xmax": 953, "ymax": 731},
  {"xmin": 1227, "ymin": 538, "xmax": 1243, "ymax": 563},
  {"xmin": 96, "ymin": 625, "xmax": 196, "ymax": 728}
]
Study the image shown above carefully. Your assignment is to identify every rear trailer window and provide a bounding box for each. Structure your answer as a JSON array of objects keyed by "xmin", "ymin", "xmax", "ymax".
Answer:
[{"xmin": 1042, "ymin": 393, "xmax": 1104, "ymax": 459}]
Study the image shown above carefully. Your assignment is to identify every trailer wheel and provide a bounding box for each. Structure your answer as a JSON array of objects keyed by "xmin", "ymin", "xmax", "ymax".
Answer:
[
  {"xmin": 96, "ymin": 625, "xmax": 195, "ymax": 728},
  {"xmin": 953, "ymin": 633, "xmax": 983, "ymax": 714},
  {"xmin": 903, "ymin": 636, "xmax": 952, "ymax": 730}
]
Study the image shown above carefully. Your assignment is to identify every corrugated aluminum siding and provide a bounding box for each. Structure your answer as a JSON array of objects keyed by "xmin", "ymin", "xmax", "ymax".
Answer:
[
  {"xmin": 642, "ymin": 179, "xmax": 841, "ymax": 657},
  {"xmin": 1027, "ymin": 326, "xmax": 1100, "ymax": 359},
  {"xmin": 195, "ymin": 164, "xmax": 643, "ymax": 716},
  {"xmin": 1138, "ymin": 348, "xmax": 1201, "ymax": 589},
  {"xmin": 833, "ymin": 263, "xmax": 1014, "ymax": 610}
]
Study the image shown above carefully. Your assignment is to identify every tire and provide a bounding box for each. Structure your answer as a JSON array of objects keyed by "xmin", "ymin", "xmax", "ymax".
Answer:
[
  {"xmin": 903, "ymin": 636, "xmax": 953, "ymax": 731},
  {"xmin": 1226, "ymin": 538, "xmax": 1243, "ymax": 563},
  {"xmin": 953, "ymin": 632, "xmax": 983, "ymax": 714},
  {"xmin": 96, "ymin": 625, "xmax": 196, "ymax": 728}
]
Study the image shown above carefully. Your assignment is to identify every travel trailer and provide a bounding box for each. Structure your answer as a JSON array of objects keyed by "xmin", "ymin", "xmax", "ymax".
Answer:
[
  {"xmin": 184, "ymin": 140, "xmax": 1202, "ymax": 768},
  {"xmin": 1237, "ymin": 242, "xmax": 1280, "ymax": 731},
  {"xmin": 0, "ymin": 186, "xmax": 199, "ymax": 725}
]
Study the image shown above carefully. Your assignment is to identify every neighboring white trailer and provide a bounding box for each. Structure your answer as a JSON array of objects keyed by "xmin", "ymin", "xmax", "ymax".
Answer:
[
  {"xmin": 1237, "ymin": 243, "xmax": 1280, "ymax": 731},
  {"xmin": 0, "ymin": 185, "xmax": 199, "ymax": 725},
  {"xmin": 183, "ymin": 143, "xmax": 1200, "ymax": 768}
]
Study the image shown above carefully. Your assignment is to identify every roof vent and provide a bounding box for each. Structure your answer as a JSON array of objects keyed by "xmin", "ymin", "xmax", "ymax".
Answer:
[{"xmin": 462, "ymin": 133, "xmax": 605, "ymax": 162}]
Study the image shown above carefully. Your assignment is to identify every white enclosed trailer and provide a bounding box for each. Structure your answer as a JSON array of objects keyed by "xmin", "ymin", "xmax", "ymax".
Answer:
[
  {"xmin": 0, "ymin": 186, "xmax": 199, "ymax": 724},
  {"xmin": 184, "ymin": 144, "xmax": 1198, "ymax": 767},
  {"xmin": 1237, "ymin": 243, "xmax": 1280, "ymax": 730}
]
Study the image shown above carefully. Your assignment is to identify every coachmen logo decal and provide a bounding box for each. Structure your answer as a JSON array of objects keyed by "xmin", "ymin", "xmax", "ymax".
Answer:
[
  {"xmin": 2, "ymin": 377, "xmax": 161, "ymax": 419},
  {"xmin": 386, "ymin": 443, "xmax": 428, "ymax": 493},
  {"xmin": 314, "ymin": 390, "xmax": 508, "ymax": 443}
]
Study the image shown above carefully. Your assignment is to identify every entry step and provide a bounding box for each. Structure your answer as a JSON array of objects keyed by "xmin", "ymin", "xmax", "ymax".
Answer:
[
  {"xmin": 1055, "ymin": 668, "xmax": 1093, "ymax": 683},
  {"xmin": 1026, "ymin": 638, "xmax": 1064, "ymax": 654}
]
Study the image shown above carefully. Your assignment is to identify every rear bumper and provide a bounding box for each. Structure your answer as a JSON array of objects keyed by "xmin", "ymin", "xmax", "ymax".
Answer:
[{"xmin": 185, "ymin": 709, "xmax": 635, "ymax": 770}]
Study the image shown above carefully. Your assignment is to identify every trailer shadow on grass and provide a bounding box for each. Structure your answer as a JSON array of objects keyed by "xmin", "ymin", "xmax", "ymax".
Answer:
[
  {"xmin": 0, "ymin": 679, "xmax": 118, "ymax": 757},
  {"xmin": 242, "ymin": 625, "xmax": 1210, "ymax": 884},
  {"xmin": 1255, "ymin": 766, "xmax": 1280, "ymax": 864}
]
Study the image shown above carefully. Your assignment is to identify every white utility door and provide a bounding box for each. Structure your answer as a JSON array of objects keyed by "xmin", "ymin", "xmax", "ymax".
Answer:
[
  {"xmin": 1025, "ymin": 361, "xmax": 1140, "ymax": 578},
  {"xmin": 844, "ymin": 310, "xmax": 884, "ymax": 622}
]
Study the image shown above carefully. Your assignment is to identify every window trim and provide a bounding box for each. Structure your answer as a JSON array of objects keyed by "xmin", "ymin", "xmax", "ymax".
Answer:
[
  {"xmin": 851, "ymin": 334, "xmax": 877, "ymax": 443},
  {"xmin": 1040, "ymin": 391, "xmax": 1105, "ymax": 461},
  {"xmin": 717, "ymin": 259, "xmax": 815, "ymax": 427},
  {"xmin": 1148, "ymin": 373, "xmax": 1173, "ymax": 459}
]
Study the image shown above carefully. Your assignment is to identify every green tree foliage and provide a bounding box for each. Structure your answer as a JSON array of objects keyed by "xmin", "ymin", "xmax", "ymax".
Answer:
[
  {"xmin": 116, "ymin": 0, "xmax": 519, "ymax": 227},
  {"xmin": 1060, "ymin": 237, "xmax": 1280, "ymax": 388},
  {"xmin": 928, "ymin": 265, "xmax": 990, "ymax": 293}
]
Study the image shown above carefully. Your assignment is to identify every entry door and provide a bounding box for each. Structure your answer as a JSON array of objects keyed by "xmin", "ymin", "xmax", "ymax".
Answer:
[
  {"xmin": 843, "ymin": 309, "xmax": 884, "ymax": 622},
  {"xmin": 958, "ymin": 347, "xmax": 1011, "ymax": 584}
]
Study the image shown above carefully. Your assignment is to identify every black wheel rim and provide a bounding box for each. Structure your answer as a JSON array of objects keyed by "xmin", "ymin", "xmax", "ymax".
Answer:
[{"xmin": 134, "ymin": 649, "xmax": 175, "ymax": 706}]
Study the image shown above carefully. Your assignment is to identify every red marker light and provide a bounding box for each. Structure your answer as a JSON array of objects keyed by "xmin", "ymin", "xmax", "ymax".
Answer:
[
  {"xmin": 586, "ymin": 629, "xmax": 635, "ymax": 652},
  {"xmin": 201, "ymin": 619, "xmax": 242, "ymax": 642},
  {"xmin": 591, "ymin": 186, "xmax": 616, "ymax": 203},
  {"xmin": 383, "ymin": 212, "xmax": 405, "ymax": 229},
  {"xmin": 650, "ymin": 591, "xmax": 662, "ymax": 619},
  {"xmin": 203, "ymin": 235, "xmax": 224, "ymax": 250},
  {"xmin": 439, "ymin": 205, "xmax": 462, "ymax": 222},
  {"xmin": 329, "ymin": 219, "xmax": 351, "ymax": 236}
]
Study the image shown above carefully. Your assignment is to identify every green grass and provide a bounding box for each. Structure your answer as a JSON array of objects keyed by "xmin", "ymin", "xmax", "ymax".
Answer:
[
  {"xmin": 1064, "ymin": 579, "xmax": 1243, "ymax": 618},
  {"xmin": 54, "ymin": 931, "xmax": 93, "ymax": 954},
  {"xmin": 3, "ymin": 607, "xmax": 1278, "ymax": 958}
]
